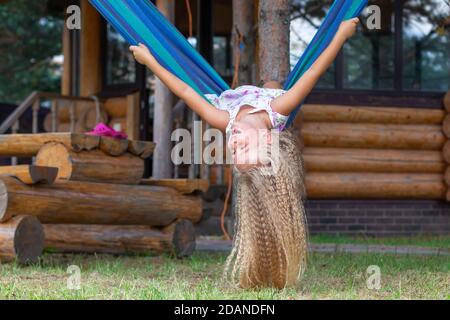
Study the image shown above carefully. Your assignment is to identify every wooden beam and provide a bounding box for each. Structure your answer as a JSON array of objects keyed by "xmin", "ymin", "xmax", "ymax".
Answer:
[
  {"xmin": 80, "ymin": 0, "xmax": 101, "ymax": 96},
  {"xmin": 306, "ymin": 172, "xmax": 446, "ymax": 200},
  {"xmin": 0, "ymin": 216, "xmax": 44, "ymax": 264},
  {"xmin": 126, "ymin": 91, "xmax": 141, "ymax": 140},
  {"xmin": 43, "ymin": 219, "xmax": 196, "ymax": 258},
  {"xmin": 128, "ymin": 140, "xmax": 156, "ymax": 159},
  {"xmin": 0, "ymin": 176, "xmax": 202, "ymax": 225},
  {"xmin": 301, "ymin": 104, "xmax": 445, "ymax": 125},
  {"xmin": 302, "ymin": 123, "xmax": 445, "ymax": 150},
  {"xmin": 304, "ymin": 148, "xmax": 445, "ymax": 173},
  {"xmin": 36, "ymin": 143, "xmax": 144, "ymax": 185},
  {"xmin": 141, "ymin": 179, "xmax": 210, "ymax": 194},
  {"xmin": 0, "ymin": 165, "xmax": 58, "ymax": 185}
]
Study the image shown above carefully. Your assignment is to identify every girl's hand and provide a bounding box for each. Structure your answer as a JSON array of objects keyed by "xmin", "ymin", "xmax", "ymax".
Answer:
[
  {"xmin": 338, "ymin": 18, "xmax": 360, "ymax": 39},
  {"xmin": 130, "ymin": 43, "xmax": 155, "ymax": 65}
]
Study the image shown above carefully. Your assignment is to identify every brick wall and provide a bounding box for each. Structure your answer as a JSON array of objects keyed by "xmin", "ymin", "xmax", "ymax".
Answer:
[{"xmin": 306, "ymin": 200, "xmax": 450, "ymax": 237}]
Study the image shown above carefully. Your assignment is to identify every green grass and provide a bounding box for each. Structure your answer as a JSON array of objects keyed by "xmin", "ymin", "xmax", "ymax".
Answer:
[
  {"xmin": 0, "ymin": 251, "xmax": 448, "ymax": 300},
  {"xmin": 309, "ymin": 235, "xmax": 450, "ymax": 249}
]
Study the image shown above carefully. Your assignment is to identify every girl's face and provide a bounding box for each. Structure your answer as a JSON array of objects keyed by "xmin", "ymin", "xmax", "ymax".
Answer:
[{"xmin": 228, "ymin": 118, "xmax": 272, "ymax": 172}]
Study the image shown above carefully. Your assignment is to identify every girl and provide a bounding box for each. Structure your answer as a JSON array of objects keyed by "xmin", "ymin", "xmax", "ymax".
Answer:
[{"xmin": 131, "ymin": 18, "xmax": 359, "ymax": 289}]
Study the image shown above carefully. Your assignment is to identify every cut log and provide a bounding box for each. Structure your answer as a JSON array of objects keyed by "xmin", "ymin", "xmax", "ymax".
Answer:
[
  {"xmin": 442, "ymin": 114, "xmax": 450, "ymax": 139},
  {"xmin": 141, "ymin": 179, "xmax": 210, "ymax": 194},
  {"xmin": 0, "ymin": 133, "xmax": 100, "ymax": 157},
  {"xmin": 128, "ymin": 140, "xmax": 156, "ymax": 159},
  {"xmin": 442, "ymin": 140, "xmax": 450, "ymax": 164},
  {"xmin": 36, "ymin": 143, "xmax": 144, "ymax": 184},
  {"xmin": 444, "ymin": 90, "xmax": 450, "ymax": 112},
  {"xmin": 104, "ymin": 97, "xmax": 127, "ymax": 118},
  {"xmin": 78, "ymin": 107, "xmax": 109, "ymax": 131},
  {"xmin": 0, "ymin": 176, "xmax": 202, "ymax": 225},
  {"xmin": 300, "ymin": 104, "xmax": 445, "ymax": 124},
  {"xmin": 43, "ymin": 219, "xmax": 196, "ymax": 258},
  {"xmin": 305, "ymin": 172, "xmax": 445, "ymax": 199},
  {"xmin": 304, "ymin": 148, "xmax": 445, "ymax": 173},
  {"xmin": 445, "ymin": 167, "xmax": 450, "ymax": 187},
  {"xmin": 0, "ymin": 165, "xmax": 58, "ymax": 185},
  {"xmin": 99, "ymin": 136, "xmax": 129, "ymax": 156},
  {"xmin": 302, "ymin": 123, "xmax": 445, "ymax": 150},
  {"xmin": 0, "ymin": 215, "xmax": 44, "ymax": 264}
]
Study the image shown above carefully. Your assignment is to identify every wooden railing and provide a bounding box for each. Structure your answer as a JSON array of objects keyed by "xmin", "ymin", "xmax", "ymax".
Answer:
[
  {"xmin": 0, "ymin": 92, "xmax": 101, "ymax": 135},
  {"xmin": 0, "ymin": 92, "xmax": 101, "ymax": 165}
]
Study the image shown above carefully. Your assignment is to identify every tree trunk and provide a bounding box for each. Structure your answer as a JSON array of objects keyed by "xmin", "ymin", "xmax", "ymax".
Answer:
[
  {"xmin": 305, "ymin": 172, "xmax": 445, "ymax": 199},
  {"xmin": 302, "ymin": 123, "xmax": 445, "ymax": 150},
  {"xmin": 0, "ymin": 215, "xmax": 44, "ymax": 264},
  {"xmin": 153, "ymin": 0, "xmax": 175, "ymax": 179},
  {"xmin": 304, "ymin": 148, "xmax": 445, "ymax": 173},
  {"xmin": 0, "ymin": 176, "xmax": 202, "ymax": 225},
  {"xmin": 36, "ymin": 143, "xmax": 144, "ymax": 185},
  {"xmin": 43, "ymin": 219, "xmax": 196, "ymax": 258},
  {"xmin": 257, "ymin": 0, "xmax": 291, "ymax": 84},
  {"xmin": 232, "ymin": 0, "xmax": 256, "ymax": 86},
  {"xmin": 141, "ymin": 179, "xmax": 209, "ymax": 194}
]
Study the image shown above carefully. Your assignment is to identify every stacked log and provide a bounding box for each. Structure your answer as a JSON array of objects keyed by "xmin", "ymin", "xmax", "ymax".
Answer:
[
  {"xmin": 442, "ymin": 90, "xmax": 450, "ymax": 201},
  {"xmin": 0, "ymin": 133, "xmax": 203, "ymax": 260},
  {"xmin": 296, "ymin": 104, "xmax": 447, "ymax": 200},
  {"xmin": 0, "ymin": 215, "xmax": 44, "ymax": 264}
]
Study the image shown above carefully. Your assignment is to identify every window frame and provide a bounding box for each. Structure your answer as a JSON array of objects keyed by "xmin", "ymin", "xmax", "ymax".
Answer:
[{"xmin": 308, "ymin": 0, "xmax": 447, "ymax": 104}]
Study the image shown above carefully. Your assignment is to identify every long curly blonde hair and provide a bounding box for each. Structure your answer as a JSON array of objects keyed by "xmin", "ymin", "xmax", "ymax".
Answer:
[{"xmin": 224, "ymin": 129, "xmax": 308, "ymax": 289}]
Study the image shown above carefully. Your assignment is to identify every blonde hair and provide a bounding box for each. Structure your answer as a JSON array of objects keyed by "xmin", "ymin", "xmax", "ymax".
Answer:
[{"xmin": 224, "ymin": 129, "xmax": 308, "ymax": 289}]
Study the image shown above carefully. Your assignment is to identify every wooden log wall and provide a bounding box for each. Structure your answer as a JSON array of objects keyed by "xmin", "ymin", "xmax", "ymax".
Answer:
[
  {"xmin": 297, "ymin": 104, "xmax": 447, "ymax": 200},
  {"xmin": 442, "ymin": 90, "xmax": 450, "ymax": 201}
]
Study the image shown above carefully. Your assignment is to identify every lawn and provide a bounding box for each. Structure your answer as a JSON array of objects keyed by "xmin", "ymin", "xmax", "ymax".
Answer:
[{"xmin": 0, "ymin": 250, "xmax": 448, "ymax": 300}]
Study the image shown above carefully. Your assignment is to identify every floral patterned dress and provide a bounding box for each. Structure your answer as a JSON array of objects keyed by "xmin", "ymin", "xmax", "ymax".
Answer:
[{"xmin": 205, "ymin": 85, "xmax": 289, "ymax": 133}]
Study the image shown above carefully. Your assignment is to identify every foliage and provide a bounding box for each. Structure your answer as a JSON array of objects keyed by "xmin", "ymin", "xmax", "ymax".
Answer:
[{"xmin": 0, "ymin": 0, "xmax": 64, "ymax": 103}]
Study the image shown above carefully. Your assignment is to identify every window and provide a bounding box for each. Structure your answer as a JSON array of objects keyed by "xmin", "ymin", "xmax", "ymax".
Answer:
[
  {"xmin": 290, "ymin": 0, "xmax": 450, "ymax": 93},
  {"xmin": 402, "ymin": 0, "xmax": 450, "ymax": 92},
  {"xmin": 104, "ymin": 23, "xmax": 137, "ymax": 86}
]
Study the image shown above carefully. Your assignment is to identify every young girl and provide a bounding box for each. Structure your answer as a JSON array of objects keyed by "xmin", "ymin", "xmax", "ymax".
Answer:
[{"xmin": 131, "ymin": 18, "xmax": 359, "ymax": 289}]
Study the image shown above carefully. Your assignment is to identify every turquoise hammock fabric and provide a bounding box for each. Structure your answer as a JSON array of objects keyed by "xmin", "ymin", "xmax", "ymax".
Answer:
[{"xmin": 89, "ymin": 0, "xmax": 367, "ymax": 129}]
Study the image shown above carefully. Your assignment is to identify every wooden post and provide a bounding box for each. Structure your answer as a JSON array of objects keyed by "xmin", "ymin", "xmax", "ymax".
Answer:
[
  {"xmin": 153, "ymin": 0, "xmax": 175, "ymax": 179},
  {"xmin": 257, "ymin": 0, "xmax": 291, "ymax": 84},
  {"xmin": 61, "ymin": 15, "xmax": 72, "ymax": 96},
  {"xmin": 126, "ymin": 92, "xmax": 141, "ymax": 140},
  {"xmin": 80, "ymin": 0, "xmax": 102, "ymax": 96},
  {"xmin": 232, "ymin": 0, "xmax": 256, "ymax": 86}
]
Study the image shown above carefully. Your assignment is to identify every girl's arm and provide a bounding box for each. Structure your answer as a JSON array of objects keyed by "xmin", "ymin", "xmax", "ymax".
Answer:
[
  {"xmin": 271, "ymin": 18, "xmax": 360, "ymax": 116},
  {"xmin": 130, "ymin": 44, "xmax": 229, "ymax": 131}
]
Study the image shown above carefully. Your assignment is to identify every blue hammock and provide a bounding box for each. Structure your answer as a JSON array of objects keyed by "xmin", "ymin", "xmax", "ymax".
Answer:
[{"xmin": 89, "ymin": 0, "xmax": 367, "ymax": 128}]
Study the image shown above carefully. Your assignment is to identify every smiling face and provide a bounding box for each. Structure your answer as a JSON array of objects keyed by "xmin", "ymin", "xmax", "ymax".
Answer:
[{"xmin": 228, "ymin": 115, "xmax": 273, "ymax": 172}]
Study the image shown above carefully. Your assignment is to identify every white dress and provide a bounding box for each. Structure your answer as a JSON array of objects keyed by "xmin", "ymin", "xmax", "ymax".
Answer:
[{"xmin": 205, "ymin": 85, "xmax": 289, "ymax": 133}]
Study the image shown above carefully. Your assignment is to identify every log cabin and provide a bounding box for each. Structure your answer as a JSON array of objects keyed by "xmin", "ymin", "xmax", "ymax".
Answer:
[{"xmin": 0, "ymin": 0, "xmax": 449, "ymax": 241}]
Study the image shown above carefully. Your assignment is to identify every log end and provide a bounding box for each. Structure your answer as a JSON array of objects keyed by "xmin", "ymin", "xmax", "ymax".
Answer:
[
  {"xmin": 0, "ymin": 178, "xmax": 10, "ymax": 222},
  {"xmin": 29, "ymin": 166, "xmax": 59, "ymax": 185},
  {"xmin": 100, "ymin": 136, "xmax": 129, "ymax": 156},
  {"xmin": 13, "ymin": 216, "xmax": 45, "ymax": 264},
  {"xmin": 172, "ymin": 219, "xmax": 196, "ymax": 258}
]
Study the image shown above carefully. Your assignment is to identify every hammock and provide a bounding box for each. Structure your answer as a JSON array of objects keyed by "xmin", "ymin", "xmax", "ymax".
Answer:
[{"xmin": 89, "ymin": 0, "xmax": 367, "ymax": 129}]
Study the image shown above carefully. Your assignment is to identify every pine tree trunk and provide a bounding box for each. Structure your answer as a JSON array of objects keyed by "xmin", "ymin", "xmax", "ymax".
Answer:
[
  {"xmin": 257, "ymin": 0, "xmax": 291, "ymax": 84},
  {"xmin": 232, "ymin": 0, "xmax": 256, "ymax": 86}
]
